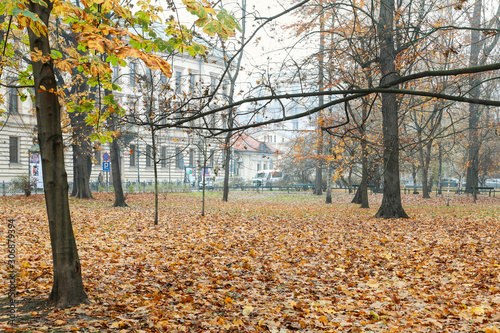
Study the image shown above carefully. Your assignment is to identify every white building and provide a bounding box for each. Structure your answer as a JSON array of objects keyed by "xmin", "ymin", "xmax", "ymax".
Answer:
[
  {"xmin": 232, "ymin": 134, "xmax": 279, "ymax": 181},
  {"xmin": 0, "ymin": 46, "xmax": 230, "ymax": 189}
]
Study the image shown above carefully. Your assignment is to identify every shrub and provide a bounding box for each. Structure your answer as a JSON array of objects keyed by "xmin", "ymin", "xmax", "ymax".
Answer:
[{"xmin": 10, "ymin": 175, "xmax": 35, "ymax": 197}]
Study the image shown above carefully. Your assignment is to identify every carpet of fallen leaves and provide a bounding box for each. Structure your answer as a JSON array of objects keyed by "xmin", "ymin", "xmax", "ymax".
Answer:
[{"xmin": 0, "ymin": 191, "xmax": 499, "ymax": 333}]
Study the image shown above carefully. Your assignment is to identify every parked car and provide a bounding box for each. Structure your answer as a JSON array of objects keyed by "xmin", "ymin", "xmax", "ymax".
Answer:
[
  {"xmin": 199, "ymin": 177, "xmax": 224, "ymax": 190},
  {"xmin": 441, "ymin": 178, "xmax": 459, "ymax": 187},
  {"xmin": 252, "ymin": 170, "xmax": 283, "ymax": 187},
  {"xmin": 199, "ymin": 178, "xmax": 215, "ymax": 190},
  {"xmin": 485, "ymin": 179, "xmax": 500, "ymax": 188}
]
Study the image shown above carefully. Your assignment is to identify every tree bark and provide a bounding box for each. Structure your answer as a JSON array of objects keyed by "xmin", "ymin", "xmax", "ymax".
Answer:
[
  {"xmin": 420, "ymin": 139, "xmax": 433, "ymax": 199},
  {"xmin": 69, "ymin": 97, "xmax": 93, "ymax": 199},
  {"xmin": 27, "ymin": 0, "xmax": 87, "ymax": 307},
  {"xmin": 315, "ymin": 12, "xmax": 325, "ymax": 196},
  {"xmin": 465, "ymin": 0, "xmax": 482, "ymax": 202},
  {"xmin": 222, "ymin": 0, "xmax": 246, "ymax": 203},
  {"xmin": 222, "ymin": 112, "xmax": 233, "ymax": 202},
  {"xmin": 375, "ymin": 0, "xmax": 408, "ymax": 219},
  {"xmin": 360, "ymin": 138, "xmax": 369, "ymax": 208},
  {"xmin": 325, "ymin": 138, "xmax": 332, "ymax": 204},
  {"xmin": 152, "ymin": 129, "xmax": 159, "ymax": 225},
  {"xmin": 109, "ymin": 113, "xmax": 127, "ymax": 207},
  {"xmin": 437, "ymin": 143, "xmax": 443, "ymax": 195}
]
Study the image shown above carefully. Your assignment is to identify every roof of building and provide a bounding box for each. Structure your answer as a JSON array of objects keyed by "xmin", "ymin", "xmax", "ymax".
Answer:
[{"xmin": 233, "ymin": 134, "xmax": 279, "ymax": 154}]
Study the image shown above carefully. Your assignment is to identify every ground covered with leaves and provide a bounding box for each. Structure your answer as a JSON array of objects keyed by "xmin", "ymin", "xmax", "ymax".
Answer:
[{"xmin": 1, "ymin": 191, "xmax": 499, "ymax": 332}]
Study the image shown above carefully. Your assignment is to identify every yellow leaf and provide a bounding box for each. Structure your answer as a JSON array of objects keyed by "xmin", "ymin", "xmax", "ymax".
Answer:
[
  {"xmin": 233, "ymin": 319, "xmax": 244, "ymax": 326},
  {"xmin": 367, "ymin": 279, "xmax": 379, "ymax": 288},
  {"xmin": 242, "ymin": 305, "xmax": 254, "ymax": 316},
  {"xmin": 54, "ymin": 320, "xmax": 66, "ymax": 325},
  {"xmin": 318, "ymin": 315, "xmax": 328, "ymax": 324},
  {"xmin": 111, "ymin": 321, "xmax": 128, "ymax": 328},
  {"xmin": 224, "ymin": 296, "xmax": 232, "ymax": 304},
  {"xmin": 484, "ymin": 326, "xmax": 500, "ymax": 333},
  {"xmin": 470, "ymin": 306, "xmax": 485, "ymax": 315}
]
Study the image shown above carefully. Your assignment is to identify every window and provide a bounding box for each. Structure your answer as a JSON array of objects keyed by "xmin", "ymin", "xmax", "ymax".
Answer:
[
  {"xmin": 146, "ymin": 68, "xmax": 152, "ymax": 84},
  {"xmin": 9, "ymin": 88, "xmax": 19, "ymax": 114},
  {"xmin": 130, "ymin": 144, "xmax": 136, "ymax": 167},
  {"xmin": 175, "ymin": 147, "xmax": 184, "ymax": 169},
  {"xmin": 274, "ymin": 135, "xmax": 277, "ymax": 143},
  {"xmin": 146, "ymin": 145, "xmax": 152, "ymax": 167},
  {"xmin": 159, "ymin": 100, "xmax": 168, "ymax": 125},
  {"xmin": 127, "ymin": 98, "xmax": 136, "ymax": 115},
  {"xmin": 210, "ymin": 113, "xmax": 216, "ymax": 128},
  {"xmin": 189, "ymin": 73, "xmax": 195, "ymax": 93},
  {"xmin": 211, "ymin": 76, "xmax": 216, "ymax": 94},
  {"xmin": 9, "ymin": 137, "xmax": 19, "ymax": 163},
  {"xmin": 269, "ymin": 161, "xmax": 273, "ymax": 170},
  {"xmin": 222, "ymin": 80, "xmax": 228, "ymax": 97},
  {"xmin": 188, "ymin": 149, "xmax": 194, "ymax": 167},
  {"xmin": 263, "ymin": 163, "xmax": 267, "ymax": 170},
  {"xmin": 257, "ymin": 163, "xmax": 260, "ymax": 171},
  {"xmin": 129, "ymin": 62, "xmax": 136, "ymax": 86},
  {"xmin": 175, "ymin": 71, "xmax": 182, "ymax": 93},
  {"xmin": 112, "ymin": 65, "xmax": 119, "ymax": 82},
  {"xmin": 161, "ymin": 146, "xmax": 167, "ymax": 168}
]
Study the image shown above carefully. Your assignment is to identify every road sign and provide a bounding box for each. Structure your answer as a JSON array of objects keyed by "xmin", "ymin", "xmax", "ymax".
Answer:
[
  {"xmin": 103, "ymin": 153, "xmax": 110, "ymax": 161},
  {"xmin": 103, "ymin": 161, "xmax": 110, "ymax": 172}
]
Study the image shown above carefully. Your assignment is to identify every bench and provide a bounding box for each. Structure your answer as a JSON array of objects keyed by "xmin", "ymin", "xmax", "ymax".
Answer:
[
  {"xmin": 292, "ymin": 183, "xmax": 315, "ymax": 191},
  {"xmin": 403, "ymin": 186, "xmax": 432, "ymax": 194},
  {"xmin": 458, "ymin": 186, "xmax": 495, "ymax": 196},
  {"xmin": 352, "ymin": 184, "xmax": 379, "ymax": 194}
]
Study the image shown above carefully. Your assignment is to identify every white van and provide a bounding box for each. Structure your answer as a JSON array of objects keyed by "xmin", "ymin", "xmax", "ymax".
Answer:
[{"xmin": 252, "ymin": 170, "xmax": 283, "ymax": 187}]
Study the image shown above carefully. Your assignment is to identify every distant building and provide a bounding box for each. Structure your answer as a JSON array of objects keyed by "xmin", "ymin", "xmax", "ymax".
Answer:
[
  {"xmin": 0, "ymin": 47, "xmax": 230, "ymax": 188},
  {"xmin": 232, "ymin": 134, "xmax": 279, "ymax": 181}
]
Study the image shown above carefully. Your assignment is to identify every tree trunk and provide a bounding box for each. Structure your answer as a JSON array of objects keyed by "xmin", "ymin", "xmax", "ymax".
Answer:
[
  {"xmin": 71, "ymin": 140, "xmax": 93, "ymax": 199},
  {"xmin": 27, "ymin": 0, "xmax": 87, "ymax": 307},
  {"xmin": 109, "ymin": 113, "xmax": 127, "ymax": 207},
  {"xmin": 360, "ymin": 138, "xmax": 369, "ymax": 208},
  {"xmin": 325, "ymin": 138, "xmax": 332, "ymax": 204},
  {"xmin": 375, "ymin": 0, "xmax": 408, "ymax": 219},
  {"xmin": 465, "ymin": 0, "xmax": 488, "ymax": 203},
  {"xmin": 222, "ymin": 113, "xmax": 233, "ymax": 202},
  {"xmin": 70, "ymin": 99, "xmax": 93, "ymax": 199},
  {"xmin": 421, "ymin": 139, "xmax": 433, "ymax": 199},
  {"xmin": 315, "ymin": 13, "xmax": 325, "ymax": 196},
  {"xmin": 201, "ymin": 154, "xmax": 207, "ymax": 216},
  {"xmin": 152, "ymin": 130, "xmax": 159, "ymax": 225},
  {"xmin": 437, "ymin": 143, "xmax": 443, "ymax": 195},
  {"xmin": 68, "ymin": 73, "xmax": 93, "ymax": 199},
  {"xmin": 351, "ymin": 185, "xmax": 362, "ymax": 204},
  {"xmin": 325, "ymin": 165, "xmax": 332, "ymax": 204}
]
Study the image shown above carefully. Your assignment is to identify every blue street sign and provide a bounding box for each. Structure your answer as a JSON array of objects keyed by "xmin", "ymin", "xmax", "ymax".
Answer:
[
  {"xmin": 103, "ymin": 153, "xmax": 110, "ymax": 161},
  {"xmin": 103, "ymin": 161, "xmax": 110, "ymax": 172}
]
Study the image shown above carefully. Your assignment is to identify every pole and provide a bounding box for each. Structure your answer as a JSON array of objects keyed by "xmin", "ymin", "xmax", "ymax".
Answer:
[
  {"xmin": 446, "ymin": 170, "xmax": 450, "ymax": 207},
  {"xmin": 137, "ymin": 125, "xmax": 140, "ymax": 191}
]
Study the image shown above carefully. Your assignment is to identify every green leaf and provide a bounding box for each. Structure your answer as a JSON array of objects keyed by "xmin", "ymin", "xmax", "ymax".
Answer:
[{"xmin": 51, "ymin": 50, "xmax": 62, "ymax": 59}]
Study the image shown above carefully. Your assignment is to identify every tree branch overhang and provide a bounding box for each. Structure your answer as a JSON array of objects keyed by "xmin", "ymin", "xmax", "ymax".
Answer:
[{"xmin": 155, "ymin": 61, "xmax": 500, "ymax": 135}]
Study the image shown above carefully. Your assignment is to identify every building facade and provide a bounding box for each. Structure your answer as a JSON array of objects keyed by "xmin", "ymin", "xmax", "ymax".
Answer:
[{"xmin": 0, "ymin": 49, "xmax": 229, "ymax": 188}]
